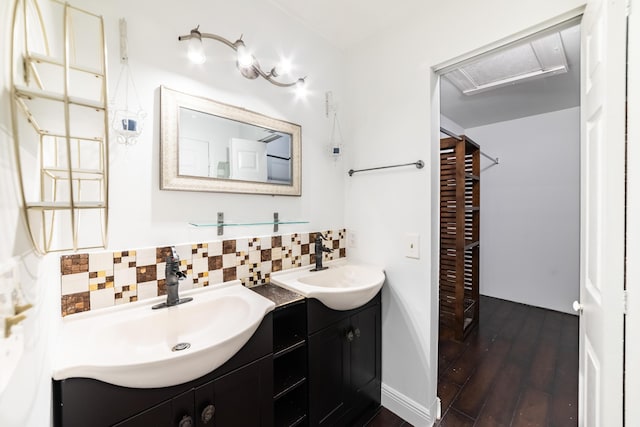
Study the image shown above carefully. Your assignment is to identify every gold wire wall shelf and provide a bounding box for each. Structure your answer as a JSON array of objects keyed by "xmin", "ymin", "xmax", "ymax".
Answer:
[{"xmin": 10, "ymin": 0, "xmax": 109, "ymax": 254}]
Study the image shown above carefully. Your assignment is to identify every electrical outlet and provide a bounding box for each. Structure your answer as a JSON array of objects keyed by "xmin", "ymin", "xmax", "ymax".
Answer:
[{"xmin": 405, "ymin": 233, "xmax": 420, "ymax": 259}]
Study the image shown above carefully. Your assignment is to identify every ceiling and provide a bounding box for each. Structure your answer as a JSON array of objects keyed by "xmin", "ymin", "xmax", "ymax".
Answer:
[
  {"xmin": 268, "ymin": 0, "xmax": 425, "ymax": 48},
  {"xmin": 268, "ymin": 1, "xmax": 580, "ymax": 129},
  {"xmin": 441, "ymin": 24, "xmax": 581, "ymax": 129}
]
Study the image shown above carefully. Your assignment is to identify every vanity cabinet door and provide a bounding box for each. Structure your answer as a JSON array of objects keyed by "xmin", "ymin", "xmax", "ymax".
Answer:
[
  {"xmin": 114, "ymin": 390, "xmax": 194, "ymax": 427},
  {"xmin": 112, "ymin": 401, "xmax": 172, "ymax": 427},
  {"xmin": 307, "ymin": 295, "xmax": 382, "ymax": 427},
  {"xmin": 194, "ymin": 355, "xmax": 274, "ymax": 427},
  {"xmin": 308, "ymin": 318, "xmax": 351, "ymax": 426},
  {"xmin": 349, "ymin": 304, "xmax": 381, "ymax": 418}
]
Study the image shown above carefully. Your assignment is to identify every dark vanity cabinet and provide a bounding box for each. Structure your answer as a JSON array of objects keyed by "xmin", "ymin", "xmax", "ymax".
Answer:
[
  {"xmin": 273, "ymin": 300, "xmax": 309, "ymax": 427},
  {"xmin": 53, "ymin": 314, "xmax": 274, "ymax": 427},
  {"xmin": 192, "ymin": 356, "xmax": 273, "ymax": 427},
  {"xmin": 110, "ymin": 388, "xmax": 192, "ymax": 427},
  {"xmin": 54, "ymin": 291, "xmax": 382, "ymax": 427},
  {"xmin": 307, "ymin": 293, "xmax": 381, "ymax": 427},
  {"xmin": 113, "ymin": 357, "xmax": 272, "ymax": 427}
]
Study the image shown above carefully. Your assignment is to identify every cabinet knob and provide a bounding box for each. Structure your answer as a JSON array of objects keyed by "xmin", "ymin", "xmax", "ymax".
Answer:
[
  {"xmin": 354, "ymin": 328, "xmax": 361, "ymax": 338},
  {"xmin": 201, "ymin": 404, "xmax": 215, "ymax": 424},
  {"xmin": 346, "ymin": 329, "xmax": 355, "ymax": 342},
  {"xmin": 178, "ymin": 415, "xmax": 194, "ymax": 427}
]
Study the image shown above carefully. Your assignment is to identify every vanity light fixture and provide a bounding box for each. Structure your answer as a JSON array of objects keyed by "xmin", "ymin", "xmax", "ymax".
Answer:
[{"xmin": 179, "ymin": 25, "xmax": 307, "ymax": 89}]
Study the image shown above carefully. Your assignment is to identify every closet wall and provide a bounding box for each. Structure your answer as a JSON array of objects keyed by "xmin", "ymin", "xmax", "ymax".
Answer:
[
  {"xmin": 465, "ymin": 107, "xmax": 580, "ymax": 314},
  {"xmin": 441, "ymin": 115, "xmax": 465, "ymax": 138}
]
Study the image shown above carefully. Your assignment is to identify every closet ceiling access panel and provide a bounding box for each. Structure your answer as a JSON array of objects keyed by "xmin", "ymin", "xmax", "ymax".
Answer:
[{"xmin": 444, "ymin": 32, "xmax": 569, "ymax": 96}]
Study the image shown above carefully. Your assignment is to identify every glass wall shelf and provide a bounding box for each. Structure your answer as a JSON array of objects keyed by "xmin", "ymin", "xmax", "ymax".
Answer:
[{"xmin": 189, "ymin": 212, "xmax": 308, "ymax": 235}]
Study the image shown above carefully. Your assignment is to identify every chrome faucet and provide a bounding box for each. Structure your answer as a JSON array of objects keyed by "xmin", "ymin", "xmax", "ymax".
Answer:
[
  {"xmin": 311, "ymin": 233, "xmax": 333, "ymax": 271},
  {"xmin": 152, "ymin": 247, "xmax": 193, "ymax": 309}
]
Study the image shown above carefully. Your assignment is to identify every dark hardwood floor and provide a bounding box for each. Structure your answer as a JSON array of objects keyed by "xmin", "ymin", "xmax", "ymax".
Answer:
[
  {"xmin": 437, "ymin": 295, "xmax": 579, "ymax": 427},
  {"xmin": 366, "ymin": 407, "xmax": 412, "ymax": 426},
  {"xmin": 364, "ymin": 296, "xmax": 578, "ymax": 427}
]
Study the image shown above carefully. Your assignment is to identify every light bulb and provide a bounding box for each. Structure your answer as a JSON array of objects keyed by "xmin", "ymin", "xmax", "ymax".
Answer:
[
  {"xmin": 295, "ymin": 78, "xmax": 308, "ymax": 98},
  {"xmin": 188, "ymin": 38, "xmax": 206, "ymax": 64},
  {"xmin": 275, "ymin": 58, "xmax": 292, "ymax": 76},
  {"xmin": 236, "ymin": 44, "xmax": 254, "ymax": 68}
]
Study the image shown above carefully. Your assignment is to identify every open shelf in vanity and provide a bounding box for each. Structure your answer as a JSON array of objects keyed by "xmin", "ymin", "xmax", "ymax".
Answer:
[{"xmin": 273, "ymin": 300, "xmax": 309, "ymax": 427}]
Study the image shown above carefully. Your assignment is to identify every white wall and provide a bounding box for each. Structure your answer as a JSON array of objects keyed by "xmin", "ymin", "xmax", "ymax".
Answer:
[
  {"xmin": 91, "ymin": 0, "xmax": 347, "ymax": 247},
  {"xmin": 466, "ymin": 108, "xmax": 580, "ymax": 314},
  {"xmin": 1, "ymin": 0, "xmax": 346, "ymax": 425},
  {"xmin": 0, "ymin": 1, "xmax": 59, "ymax": 425},
  {"xmin": 440, "ymin": 114, "xmax": 465, "ymax": 138},
  {"xmin": 344, "ymin": 1, "xmax": 585, "ymax": 424}
]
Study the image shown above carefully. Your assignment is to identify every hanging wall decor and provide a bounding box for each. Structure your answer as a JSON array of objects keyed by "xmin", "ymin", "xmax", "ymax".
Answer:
[
  {"xmin": 110, "ymin": 18, "xmax": 145, "ymax": 145},
  {"xmin": 325, "ymin": 91, "xmax": 343, "ymax": 160}
]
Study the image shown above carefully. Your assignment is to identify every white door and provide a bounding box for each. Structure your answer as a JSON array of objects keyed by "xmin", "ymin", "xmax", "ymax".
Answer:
[
  {"xmin": 579, "ymin": 0, "xmax": 626, "ymax": 424},
  {"xmin": 178, "ymin": 137, "xmax": 210, "ymax": 177},
  {"xmin": 625, "ymin": 1, "xmax": 640, "ymax": 424},
  {"xmin": 229, "ymin": 138, "xmax": 268, "ymax": 181}
]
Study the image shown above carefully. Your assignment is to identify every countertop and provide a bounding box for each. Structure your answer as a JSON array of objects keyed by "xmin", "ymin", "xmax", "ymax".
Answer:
[{"xmin": 250, "ymin": 283, "xmax": 304, "ymax": 308}]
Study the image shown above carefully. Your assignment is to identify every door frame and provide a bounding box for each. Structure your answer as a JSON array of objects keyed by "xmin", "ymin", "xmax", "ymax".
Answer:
[
  {"xmin": 430, "ymin": 4, "xmax": 628, "ymax": 425},
  {"xmin": 626, "ymin": 0, "xmax": 639, "ymax": 424}
]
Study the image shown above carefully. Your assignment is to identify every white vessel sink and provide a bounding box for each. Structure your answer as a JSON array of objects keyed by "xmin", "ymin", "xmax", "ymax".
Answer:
[
  {"xmin": 271, "ymin": 260, "xmax": 385, "ymax": 310},
  {"xmin": 52, "ymin": 281, "xmax": 275, "ymax": 388}
]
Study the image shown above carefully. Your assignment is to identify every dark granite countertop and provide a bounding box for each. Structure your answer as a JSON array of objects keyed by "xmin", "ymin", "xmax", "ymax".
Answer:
[{"xmin": 250, "ymin": 283, "xmax": 304, "ymax": 308}]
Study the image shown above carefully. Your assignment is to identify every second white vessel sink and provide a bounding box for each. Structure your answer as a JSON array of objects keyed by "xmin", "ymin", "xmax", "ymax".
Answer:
[
  {"xmin": 271, "ymin": 260, "xmax": 385, "ymax": 310},
  {"xmin": 52, "ymin": 280, "xmax": 275, "ymax": 388}
]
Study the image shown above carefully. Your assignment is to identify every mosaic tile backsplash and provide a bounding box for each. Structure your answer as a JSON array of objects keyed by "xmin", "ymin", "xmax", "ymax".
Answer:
[{"xmin": 60, "ymin": 229, "xmax": 347, "ymax": 317}]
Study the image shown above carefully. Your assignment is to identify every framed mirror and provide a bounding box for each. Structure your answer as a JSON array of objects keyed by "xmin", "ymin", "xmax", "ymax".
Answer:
[{"xmin": 160, "ymin": 86, "xmax": 301, "ymax": 196}]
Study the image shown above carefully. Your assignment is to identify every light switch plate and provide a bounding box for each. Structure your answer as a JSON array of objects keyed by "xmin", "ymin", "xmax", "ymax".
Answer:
[
  {"xmin": 405, "ymin": 233, "xmax": 420, "ymax": 259},
  {"xmin": 348, "ymin": 231, "xmax": 357, "ymax": 249}
]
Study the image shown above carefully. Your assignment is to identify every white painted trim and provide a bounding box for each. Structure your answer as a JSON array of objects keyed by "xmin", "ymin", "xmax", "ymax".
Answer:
[
  {"xmin": 381, "ymin": 383, "xmax": 436, "ymax": 427},
  {"xmin": 625, "ymin": 0, "xmax": 640, "ymax": 424},
  {"xmin": 433, "ymin": 7, "xmax": 585, "ymax": 73},
  {"xmin": 429, "ymin": 69, "xmax": 443, "ymax": 427},
  {"xmin": 430, "ymin": 8, "xmax": 590, "ymax": 426}
]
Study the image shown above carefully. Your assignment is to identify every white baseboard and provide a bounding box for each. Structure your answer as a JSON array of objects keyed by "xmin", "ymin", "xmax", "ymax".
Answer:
[{"xmin": 381, "ymin": 383, "xmax": 437, "ymax": 427}]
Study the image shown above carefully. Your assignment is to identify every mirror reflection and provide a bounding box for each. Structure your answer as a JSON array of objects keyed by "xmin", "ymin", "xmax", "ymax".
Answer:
[
  {"xmin": 160, "ymin": 86, "xmax": 301, "ymax": 196},
  {"xmin": 178, "ymin": 107, "xmax": 293, "ymax": 184}
]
